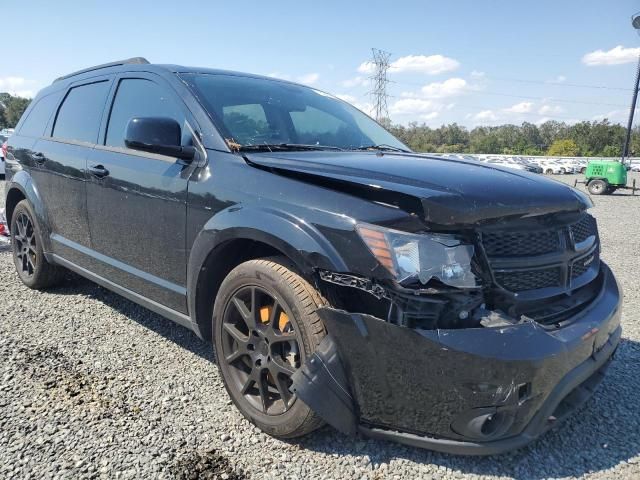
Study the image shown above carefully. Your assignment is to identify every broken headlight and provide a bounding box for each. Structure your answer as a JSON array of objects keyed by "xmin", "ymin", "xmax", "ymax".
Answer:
[{"xmin": 356, "ymin": 224, "xmax": 478, "ymax": 288}]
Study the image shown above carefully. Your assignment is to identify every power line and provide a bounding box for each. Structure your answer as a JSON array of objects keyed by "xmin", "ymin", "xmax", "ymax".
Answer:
[
  {"xmin": 483, "ymin": 75, "xmax": 633, "ymax": 92},
  {"xmin": 369, "ymin": 48, "xmax": 392, "ymax": 122},
  {"xmin": 392, "ymin": 80, "xmax": 630, "ymax": 108}
]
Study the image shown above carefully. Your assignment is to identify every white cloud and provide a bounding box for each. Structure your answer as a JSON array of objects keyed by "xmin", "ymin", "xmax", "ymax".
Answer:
[
  {"xmin": 538, "ymin": 104, "xmax": 564, "ymax": 115},
  {"xmin": 420, "ymin": 78, "xmax": 468, "ymax": 98},
  {"xmin": 474, "ymin": 110, "xmax": 498, "ymax": 121},
  {"xmin": 591, "ymin": 109, "xmax": 638, "ymax": 121},
  {"xmin": 335, "ymin": 94, "xmax": 357, "ymax": 103},
  {"xmin": 554, "ymin": 75, "xmax": 566, "ymax": 83},
  {"xmin": 13, "ymin": 90, "xmax": 35, "ymax": 98},
  {"xmin": 297, "ymin": 73, "xmax": 319, "ymax": 85},
  {"xmin": 390, "ymin": 54, "xmax": 460, "ymax": 75},
  {"xmin": 420, "ymin": 112, "xmax": 439, "ymax": 120},
  {"xmin": 357, "ymin": 61, "xmax": 375, "ymax": 74},
  {"xmin": 582, "ymin": 45, "xmax": 640, "ymax": 66},
  {"xmin": 471, "ymin": 70, "xmax": 485, "ymax": 78},
  {"xmin": 504, "ymin": 101, "xmax": 534, "ymax": 114},
  {"xmin": 267, "ymin": 72, "xmax": 291, "ymax": 80},
  {"xmin": 390, "ymin": 98, "xmax": 436, "ymax": 115},
  {"xmin": 267, "ymin": 72, "xmax": 319, "ymax": 85},
  {"xmin": 0, "ymin": 76, "xmax": 37, "ymax": 97},
  {"xmin": 341, "ymin": 76, "xmax": 367, "ymax": 88}
]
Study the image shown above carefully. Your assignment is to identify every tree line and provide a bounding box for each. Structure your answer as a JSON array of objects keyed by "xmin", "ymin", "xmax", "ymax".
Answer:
[
  {"xmin": 0, "ymin": 93, "xmax": 31, "ymax": 130},
  {"xmin": 0, "ymin": 92, "xmax": 638, "ymax": 157},
  {"xmin": 388, "ymin": 120, "xmax": 640, "ymax": 157}
]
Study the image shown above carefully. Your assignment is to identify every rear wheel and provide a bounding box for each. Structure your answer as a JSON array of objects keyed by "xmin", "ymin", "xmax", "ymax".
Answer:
[
  {"xmin": 545, "ymin": 168, "xmax": 554, "ymax": 175},
  {"xmin": 10, "ymin": 200, "xmax": 63, "ymax": 289},
  {"xmin": 213, "ymin": 258, "xmax": 326, "ymax": 438},
  {"xmin": 587, "ymin": 179, "xmax": 608, "ymax": 195},
  {"xmin": 581, "ymin": 167, "xmax": 587, "ymax": 174}
]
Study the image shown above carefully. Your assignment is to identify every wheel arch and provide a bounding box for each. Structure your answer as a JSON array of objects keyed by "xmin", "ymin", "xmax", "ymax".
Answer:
[
  {"xmin": 187, "ymin": 205, "xmax": 348, "ymax": 343},
  {"xmin": 4, "ymin": 171, "xmax": 52, "ymax": 253}
]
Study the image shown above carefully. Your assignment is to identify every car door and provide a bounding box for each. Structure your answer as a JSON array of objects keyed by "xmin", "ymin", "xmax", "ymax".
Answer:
[
  {"xmin": 85, "ymin": 73, "xmax": 197, "ymax": 313},
  {"xmin": 28, "ymin": 77, "xmax": 112, "ymax": 266}
]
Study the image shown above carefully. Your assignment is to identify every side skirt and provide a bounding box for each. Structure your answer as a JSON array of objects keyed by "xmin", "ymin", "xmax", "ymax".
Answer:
[{"xmin": 51, "ymin": 253, "xmax": 201, "ymax": 336}]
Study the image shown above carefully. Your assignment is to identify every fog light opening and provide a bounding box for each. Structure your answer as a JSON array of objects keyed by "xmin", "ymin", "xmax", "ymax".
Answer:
[{"xmin": 451, "ymin": 408, "xmax": 515, "ymax": 440}]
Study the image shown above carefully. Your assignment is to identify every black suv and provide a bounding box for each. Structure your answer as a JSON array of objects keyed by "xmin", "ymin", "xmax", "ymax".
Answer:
[{"xmin": 4, "ymin": 58, "xmax": 621, "ymax": 455}]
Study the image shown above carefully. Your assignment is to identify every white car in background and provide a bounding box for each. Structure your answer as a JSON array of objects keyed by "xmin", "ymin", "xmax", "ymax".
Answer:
[
  {"xmin": 0, "ymin": 134, "xmax": 8, "ymax": 178},
  {"xmin": 539, "ymin": 161, "xmax": 566, "ymax": 175}
]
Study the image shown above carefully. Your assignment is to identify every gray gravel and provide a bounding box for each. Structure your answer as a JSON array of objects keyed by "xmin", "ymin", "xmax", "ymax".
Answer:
[{"xmin": 1, "ymin": 174, "xmax": 639, "ymax": 480}]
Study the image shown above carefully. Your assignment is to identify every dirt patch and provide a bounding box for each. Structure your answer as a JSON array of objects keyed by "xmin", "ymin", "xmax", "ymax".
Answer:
[{"xmin": 171, "ymin": 448, "xmax": 245, "ymax": 480}]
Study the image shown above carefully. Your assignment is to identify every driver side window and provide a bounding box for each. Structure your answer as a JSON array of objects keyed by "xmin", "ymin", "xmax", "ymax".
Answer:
[{"xmin": 105, "ymin": 78, "xmax": 185, "ymax": 148}]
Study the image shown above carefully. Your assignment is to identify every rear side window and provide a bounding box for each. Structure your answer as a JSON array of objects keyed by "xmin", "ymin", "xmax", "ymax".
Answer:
[
  {"xmin": 19, "ymin": 93, "xmax": 61, "ymax": 137},
  {"xmin": 52, "ymin": 81, "xmax": 110, "ymax": 143},
  {"xmin": 105, "ymin": 78, "xmax": 184, "ymax": 148}
]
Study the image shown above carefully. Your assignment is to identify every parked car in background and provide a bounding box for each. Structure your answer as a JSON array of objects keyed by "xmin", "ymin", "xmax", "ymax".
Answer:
[
  {"xmin": 0, "ymin": 134, "xmax": 9, "ymax": 177},
  {"xmin": 3, "ymin": 58, "xmax": 621, "ymax": 455},
  {"xmin": 537, "ymin": 160, "xmax": 566, "ymax": 175}
]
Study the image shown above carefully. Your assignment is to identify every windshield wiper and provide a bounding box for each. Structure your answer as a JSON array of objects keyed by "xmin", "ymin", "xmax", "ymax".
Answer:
[
  {"xmin": 352, "ymin": 144, "xmax": 411, "ymax": 153},
  {"xmin": 238, "ymin": 143, "xmax": 344, "ymax": 152}
]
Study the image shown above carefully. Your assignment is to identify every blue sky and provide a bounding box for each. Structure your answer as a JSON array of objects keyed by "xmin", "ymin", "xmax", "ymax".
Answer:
[{"xmin": 2, "ymin": 0, "xmax": 639, "ymax": 127}]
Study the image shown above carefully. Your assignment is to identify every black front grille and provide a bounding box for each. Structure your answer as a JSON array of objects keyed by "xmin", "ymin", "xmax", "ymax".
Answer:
[
  {"xmin": 571, "ymin": 252, "xmax": 597, "ymax": 279},
  {"xmin": 494, "ymin": 268, "xmax": 562, "ymax": 292},
  {"xmin": 570, "ymin": 215, "xmax": 598, "ymax": 244},
  {"xmin": 480, "ymin": 213, "xmax": 599, "ymax": 295},
  {"xmin": 482, "ymin": 230, "xmax": 560, "ymax": 257}
]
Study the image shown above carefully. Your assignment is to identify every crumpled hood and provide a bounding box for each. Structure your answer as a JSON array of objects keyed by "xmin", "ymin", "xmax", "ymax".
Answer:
[{"xmin": 244, "ymin": 151, "xmax": 592, "ymax": 226}]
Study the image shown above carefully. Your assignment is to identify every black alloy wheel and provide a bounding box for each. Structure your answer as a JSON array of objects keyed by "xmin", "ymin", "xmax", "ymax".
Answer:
[
  {"xmin": 13, "ymin": 212, "xmax": 37, "ymax": 278},
  {"xmin": 213, "ymin": 258, "xmax": 326, "ymax": 438},
  {"xmin": 221, "ymin": 285, "xmax": 299, "ymax": 415},
  {"xmin": 10, "ymin": 200, "xmax": 63, "ymax": 289}
]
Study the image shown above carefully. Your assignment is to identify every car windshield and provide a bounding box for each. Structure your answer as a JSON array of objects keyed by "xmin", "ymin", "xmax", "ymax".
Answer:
[{"xmin": 179, "ymin": 73, "xmax": 409, "ymax": 152}]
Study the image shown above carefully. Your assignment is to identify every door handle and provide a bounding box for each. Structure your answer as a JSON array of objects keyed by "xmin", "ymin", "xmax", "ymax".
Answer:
[
  {"xmin": 30, "ymin": 152, "xmax": 46, "ymax": 164},
  {"xmin": 89, "ymin": 164, "xmax": 110, "ymax": 178}
]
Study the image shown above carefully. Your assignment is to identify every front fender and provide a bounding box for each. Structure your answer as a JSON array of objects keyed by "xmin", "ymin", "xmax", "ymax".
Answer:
[
  {"xmin": 186, "ymin": 203, "xmax": 348, "ymax": 321},
  {"xmin": 5, "ymin": 170, "xmax": 53, "ymax": 254}
]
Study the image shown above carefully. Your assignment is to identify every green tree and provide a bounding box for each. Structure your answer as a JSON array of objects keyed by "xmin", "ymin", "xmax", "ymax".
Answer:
[
  {"xmin": 601, "ymin": 145, "xmax": 620, "ymax": 157},
  {"xmin": 4, "ymin": 96, "xmax": 31, "ymax": 127},
  {"xmin": 547, "ymin": 139, "xmax": 579, "ymax": 156}
]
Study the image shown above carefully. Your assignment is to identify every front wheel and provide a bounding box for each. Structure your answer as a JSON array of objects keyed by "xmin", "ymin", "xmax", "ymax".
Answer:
[
  {"xmin": 212, "ymin": 258, "xmax": 327, "ymax": 438},
  {"xmin": 587, "ymin": 179, "xmax": 608, "ymax": 195},
  {"xmin": 545, "ymin": 168, "xmax": 554, "ymax": 175}
]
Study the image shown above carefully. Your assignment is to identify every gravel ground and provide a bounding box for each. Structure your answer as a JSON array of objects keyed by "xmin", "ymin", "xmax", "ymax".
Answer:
[{"xmin": 1, "ymin": 174, "xmax": 639, "ymax": 480}]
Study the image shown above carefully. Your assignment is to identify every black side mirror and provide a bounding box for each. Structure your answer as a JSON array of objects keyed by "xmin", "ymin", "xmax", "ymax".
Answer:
[{"xmin": 124, "ymin": 117, "xmax": 196, "ymax": 161}]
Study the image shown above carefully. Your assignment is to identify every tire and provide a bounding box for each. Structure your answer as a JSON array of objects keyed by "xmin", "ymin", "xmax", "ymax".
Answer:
[
  {"xmin": 10, "ymin": 200, "xmax": 63, "ymax": 289},
  {"xmin": 545, "ymin": 168, "xmax": 554, "ymax": 175},
  {"xmin": 560, "ymin": 168, "xmax": 566, "ymax": 174},
  {"xmin": 581, "ymin": 167, "xmax": 587, "ymax": 174},
  {"xmin": 587, "ymin": 179, "xmax": 608, "ymax": 195},
  {"xmin": 212, "ymin": 257, "xmax": 327, "ymax": 439}
]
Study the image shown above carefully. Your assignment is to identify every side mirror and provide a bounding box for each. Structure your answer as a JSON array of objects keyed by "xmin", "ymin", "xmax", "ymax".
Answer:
[{"xmin": 124, "ymin": 117, "xmax": 195, "ymax": 161}]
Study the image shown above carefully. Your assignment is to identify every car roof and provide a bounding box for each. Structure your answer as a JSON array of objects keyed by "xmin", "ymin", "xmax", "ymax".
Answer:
[{"xmin": 44, "ymin": 57, "xmax": 301, "ymax": 95}]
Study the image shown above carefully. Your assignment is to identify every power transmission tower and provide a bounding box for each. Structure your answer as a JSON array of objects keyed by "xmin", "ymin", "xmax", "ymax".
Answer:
[{"xmin": 369, "ymin": 48, "xmax": 392, "ymax": 123}]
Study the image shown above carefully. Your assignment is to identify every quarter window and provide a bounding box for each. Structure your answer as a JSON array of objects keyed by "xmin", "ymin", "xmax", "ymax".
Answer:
[
  {"xmin": 105, "ymin": 78, "xmax": 184, "ymax": 148},
  {"xmin": 19, "ymin": 92, "xmax": 62, "ymax": 137},
  {"xmin": 52, "ymin": 81, "xmax": 110, "ymax": 143}
]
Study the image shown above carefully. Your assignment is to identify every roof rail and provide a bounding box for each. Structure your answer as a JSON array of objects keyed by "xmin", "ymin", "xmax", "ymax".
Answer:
[{"xmin": 53, "ymin": 57, "xmax": 150, "ymax": 83}]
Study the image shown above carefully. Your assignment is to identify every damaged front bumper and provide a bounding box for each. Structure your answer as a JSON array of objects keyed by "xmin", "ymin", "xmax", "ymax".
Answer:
[{"xmin": 292, "ymin": 264, "xmax": 622, "ymax": 455}]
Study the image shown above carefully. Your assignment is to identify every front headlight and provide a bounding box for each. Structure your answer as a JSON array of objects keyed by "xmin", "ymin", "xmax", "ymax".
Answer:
[{"xmin": 356, "ymin": 224, "xmax": 478, "ymax": 288}]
